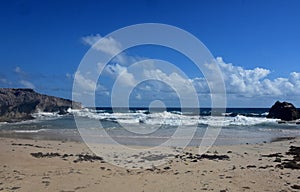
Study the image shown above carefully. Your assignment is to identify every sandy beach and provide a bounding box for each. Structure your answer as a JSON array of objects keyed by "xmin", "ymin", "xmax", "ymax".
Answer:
[{"xmin": 0, "ymin": 136, "xmax": 299, "ymax": 192}]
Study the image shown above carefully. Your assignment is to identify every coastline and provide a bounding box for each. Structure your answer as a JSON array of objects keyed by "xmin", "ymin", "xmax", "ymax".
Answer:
[{"xmin": 1, "ymin": 135, "xmax": 299, "ymax": 191}]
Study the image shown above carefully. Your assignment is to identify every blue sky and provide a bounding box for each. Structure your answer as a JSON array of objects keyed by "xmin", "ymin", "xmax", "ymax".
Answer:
[{"xmin": 1, "ymin": 0, "xmax": 300, "ymax": 107}]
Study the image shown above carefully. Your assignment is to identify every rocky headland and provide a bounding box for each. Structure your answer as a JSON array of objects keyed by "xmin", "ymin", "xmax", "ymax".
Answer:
[{"xmin": 0, "ymin": 88, "xmax": 81, "ymax": 122}]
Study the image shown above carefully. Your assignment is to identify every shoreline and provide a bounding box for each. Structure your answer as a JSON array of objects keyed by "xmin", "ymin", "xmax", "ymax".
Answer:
[
  {"xmin": 1, "ymin": 135, "xmax": 300, "ymax": 191},
  {"xmin": 0, "ymin": 128, "xmax": 298, "ymax": 147},
  {"xmin": 0, "ymin": 131, "xmax": 298, "ymax": 145}
]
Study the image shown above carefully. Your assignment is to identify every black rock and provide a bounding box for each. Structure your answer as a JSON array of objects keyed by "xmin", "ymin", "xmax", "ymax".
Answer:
[
  {"xmin": 74, "ymin": 154, "xmax": 103, "ymax": 162},
  {"xmin": 261, "ymin": 153, "xmax": 284, "ymax": 158},
  {"xmin": 281, "ymin": 161, "xmax": 300, "ymax": 169},
  {"xmin": 0, "ymin": 88, "xmax": 81, "ymax": 122},
  {"xmin": 267, "ymin": 101, "xmax": 300, "ymax": 121},
  {"xmin": 199, "ymin": 154, "xmax": 230, "ymax": 160},
  {"xmin": 276, "ymin": 146, "xmax": 300, "ymax": 169},
  {"xmin": 291, "ymin": 185, "xmax": 300, "ymax": 190},
  {"xmin": 30, "ymin": 152, "xmax": 61, "ymax": 158},
  {"xmin": 274, "ymin": 157, "xmax": 282, "ymax": 162}
]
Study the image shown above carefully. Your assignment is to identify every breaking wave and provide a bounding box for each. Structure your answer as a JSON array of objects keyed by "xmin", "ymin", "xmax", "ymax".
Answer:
[{"xmin": 68, "ymin": 108, "xmax": 279, "ymax": 127}]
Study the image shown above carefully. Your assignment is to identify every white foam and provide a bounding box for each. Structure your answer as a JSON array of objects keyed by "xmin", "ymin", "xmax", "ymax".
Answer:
[
  {"xmin": 32, "ymin": 111, "xmax": 62, "ymax": 120},
  {"xmin": 14, "ymin": 129, "xmax": 47, "ymax": 133},
  {"xmin": 261, "ymin": 112, "xmax": 269, "ymax": 116},
  {"xmin": 69, "ymin": 109, "xmax": 279, "ymax": 127},
  {"xmin": 227, "ymin": 115, "xmax": 278, "ymax": 126}
]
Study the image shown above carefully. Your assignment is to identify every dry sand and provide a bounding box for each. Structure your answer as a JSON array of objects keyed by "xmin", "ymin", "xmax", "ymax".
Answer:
[{"xmin": 0, "ymin": 137, "xmax": 300, "ymax": 192}]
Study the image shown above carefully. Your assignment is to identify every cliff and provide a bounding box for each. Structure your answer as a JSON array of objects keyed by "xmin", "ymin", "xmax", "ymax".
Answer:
[{"xmin": 0, "ymin": 88, "xmax": 81, "ymax": 122}]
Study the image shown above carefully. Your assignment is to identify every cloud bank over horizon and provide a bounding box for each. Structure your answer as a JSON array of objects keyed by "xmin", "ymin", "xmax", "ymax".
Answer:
[
  {"xmin": 1, "ymin": 34, "xmax": 299, "ymax": 107},
  {"xmin": 73, "ymin": 34, "xmax": 300, "ymax": 107}
]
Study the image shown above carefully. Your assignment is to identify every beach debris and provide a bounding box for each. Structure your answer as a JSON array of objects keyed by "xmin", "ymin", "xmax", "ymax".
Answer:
[
  {"xmin": 140, "ymin": 154, "xmax": 172, "ymax": 161},
  {"xmin": 175, "ymin": 153, "xmax": 229, "ymax": 162},
  {"xmin": 73, "ymin": 154, "xmax": 103, "ymax": 163},
  {"xmin": 276, "ymin": 146, "xmax": 300, "ymax": 169},
  {"xmin": 261, "ymin": 153, "xmax": 284, "ymax": 158},
  {"xmin": 30, "ymin": 152, "xmax": 60, "ymax": 158},
  {"xmin": 30, "ymin": 152, "xmax": 104, "ymax": 163},
  {"xmin": 274, "ymin": 157, "xmax": 281, "ymax": 162},
  {"xmin": 12, "ymin": 143, "xmax": 46, "ymax": 148},
  {"xmin": 286, "ymin": 146, "xmax": 300, "ymax": 157},
  {"xmin": 258, "ymin": 165, "xmax": 273, "ymax": 169},
  {"xmin": 246, "ymin": 165, "xmax": 256, "ymax": 169},
  {"xmin": 291, "ymin": 185, "xmax": 300, "ymax": 190},
  {"xmin": 9, "ymin": 186, "xmax": 21, "ymax": 190}
]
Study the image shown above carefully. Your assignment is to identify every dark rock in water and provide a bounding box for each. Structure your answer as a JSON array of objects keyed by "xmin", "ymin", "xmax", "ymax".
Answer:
[
  {"xmin": 0, "ymin": 88, "xmax": 81, "ymax": 122},
  {"xmin": 267, "ymin": 101, "xmax": 300, "ymax": 121}
]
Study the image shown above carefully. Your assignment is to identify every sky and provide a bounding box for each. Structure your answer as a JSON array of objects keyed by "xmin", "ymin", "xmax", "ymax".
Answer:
[{"xmin": 1, "ymin": 0, "xmax": 300, "ymax": 107}]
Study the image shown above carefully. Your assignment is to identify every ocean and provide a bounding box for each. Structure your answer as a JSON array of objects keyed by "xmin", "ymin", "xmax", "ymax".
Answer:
[{"xmin": 0, "ymin": 107, "xmax": 299, "ymax": 146}]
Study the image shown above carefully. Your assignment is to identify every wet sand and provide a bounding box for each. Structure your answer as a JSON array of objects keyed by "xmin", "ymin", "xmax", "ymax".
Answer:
[{"xmin": 0, "ymin": 136, "xmax": 300, "ymax": 192}]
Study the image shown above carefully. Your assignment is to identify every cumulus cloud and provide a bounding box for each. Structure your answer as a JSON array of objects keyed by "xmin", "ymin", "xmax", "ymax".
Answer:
[
  {"xmin": 0, "ymin": 75, "xmax": 11, "ymax": 85},
  {"xmin": 143, "ymin": 69, "xmax": 192, "ymax": 93},
  {"xmin": 136, "ymin": 93, "xmax": 142, "ymax": 100},
  {"xmin": 19, "ymin": 80, "xmax": 35, "ymax": 89},
  {"xmin": 73, "ymin": 71, "xmax": 108, "ymax": 96},
  {"xmin": 14, "ymin": 66, "xmax": 27, "ymax": 77},
  {"xmin": 81, "ymin": 34, "xmax": 149, "ymax": 68},
  {"xmin": 216, "ymin": 57, "xmax": 300, "ymax": 97},
  {"xmin": 12, "ymin": 67, "xmax": 36, "ymax": 89},
  {"xmin": 65, "ymin": 73, "xmax": 72, "ymax": 79},
  {"xmin": 118, "ymin": 56, "xmax": 300, "ymax": 101},
  {"xmin": 15, "ymin": 66, "xmax": 22, "ymax": 73},
  {"xmin": 106, "ymin": 64, "xmax": 137, "ymax": 87},
  {"xmin": 74, "ymin": 71, "xmax": 96, "ymax": 92},
  {"xmin": 81, "ymin": 34, "xmax": 123, "ymax": 57},
  {"xmin": 80, "ymin": 34, "xmax": 300, "ymax": 106}
]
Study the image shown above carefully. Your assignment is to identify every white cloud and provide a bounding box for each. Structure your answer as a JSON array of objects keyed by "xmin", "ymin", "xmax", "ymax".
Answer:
[
  {"xmin": 216, "ymin": 57, "xmax": 269, "ymax": 95},
  {"xmin": 14, "ymin": 66, "xmax": 27, "ymax": 77},
  {"xmin": 65, "ymin": 73, "xmax": 72, "ymax": 79},
  {"xmin": 81, "ymin": 34, "xmax": 122, "ymax": 56},
  {"xmin": 136, "ymin": 93, "xmax": 142, "ymax": 100},
  {"xmin": 13, "ymin": 67, "xmax": 35, "ymax": 89},
  {"xmin": 19, "ymin": 80, "xmax": 35, "ymax": 89},
  {"xmin": 73, "ymin": 71, "xmax": 109, "ymax": 97},
  {"xmin": 80, "ymin": 34, "xmax": 300, "ymax": 106},
  {"xmin": 82, "ymin": 34, "xmax": 150, "ymax": 69},
  {"xmin": 143, "ymin": 69, "xmax": 191, "ymax": 93},
  {"xmin": 106, "ymin": 64, "xmax": 137, "ymax": 87},
  {"xmin": 74, "ymin": 71, "xmax": 97, "ymax": 93},
  {"xmin": 15, "ymin": 66, "xmax": 22, "ymax": 73},
  {"xmin": 215, "ymin": 57, "xmax": 300, "ymax": 97},
  {"xmin": 0, "ymin": 77, "xmax": 11, "ymax": 85},
  {"xmin": 191, "ymin": 77, "xmax": 209, "ymax": 93}
]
